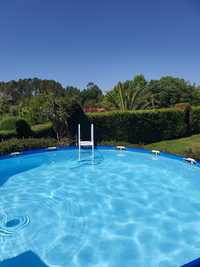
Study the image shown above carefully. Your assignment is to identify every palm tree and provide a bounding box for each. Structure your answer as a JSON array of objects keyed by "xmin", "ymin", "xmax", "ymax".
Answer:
[{"xmin": 104, "ymin": 75, "xmax": 149, "ymax": 111}]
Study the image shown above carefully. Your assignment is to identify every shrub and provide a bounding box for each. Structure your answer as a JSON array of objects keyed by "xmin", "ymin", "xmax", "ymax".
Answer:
[
  {"xmin": 175, "ymin": 103, "xmax": 192, "ymax": 135},
  {"xmin": 0, "ymin": 117, "xmax": 33, "ymax": 139},
  {"xmin": 0, "ymin": 129, "xmax": 17, "ymax": 141},
  {"xmin": 47, "ymin": 98, "xmax": 89, "ymax": 140},
  {"xmin": 0, "ymin": 122, "xmax": 55, "ymax": 140},
  {"xmin": 191, "ymin": 107, "xmax": 200, "ymax": 134},
  {"xmin": 88, "ymin": 109, "xmax": 187, "ymax": 144},
  {"xmin": 67, "ymin": 100, "xmax": 90, "ymax": 139},
  {"xmin": 0, "ymin": 117, "xmax": 18, "ymax": 131},
  {"xmin": 16, "ymin": 119, "xmax": 33, "ymax": 138},
  {"xmin": 0, "ymin": 138, "xmax": 70, "ymax": 155},
  {"xmin": 32, "ymin": 122, "xmax": 55, "ymax": 138}
]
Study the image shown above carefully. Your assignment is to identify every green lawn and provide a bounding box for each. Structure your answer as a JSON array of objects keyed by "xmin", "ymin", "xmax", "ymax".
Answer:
[
  {"xmin": 100, "ymin": 134, "xmax": 200, "ymax": 159},
  {"xmin": 144, "ymin": 134, "xmax": 200, "ymax": 159}
]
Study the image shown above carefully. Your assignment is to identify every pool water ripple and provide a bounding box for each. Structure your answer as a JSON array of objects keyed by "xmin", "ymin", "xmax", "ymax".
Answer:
[
  {"xmin": 0, "ymin": 149, "xmax": 200, "ymax": 267},
  {"xmin": 0, "ymin": 214, "xmax": 30, "ymax": 236}
]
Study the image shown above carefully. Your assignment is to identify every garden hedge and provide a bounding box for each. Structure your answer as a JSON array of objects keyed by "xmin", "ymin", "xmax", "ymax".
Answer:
[
  {"xmin": 191, "ymin": 107, "xmax": 200, "ymax": 134},
  {"xmin": 0, "ymin": 122, "xmax": 55, "ymax": 141},
  {"xmin": 0, "ymin": 117, "xmax": 18, "ymax": 131},
  {"xmin": 0, "ymin": 138, "xmax": 70, "ymax": 155},
  {"xmin": 88, "ymin": 109, "xmax": 188, "ymax": 144},
  {"xmin": 32, "ymin": 123, "xmax": 55, "ymax": 138},
  {"xmin": 0, "ymin": 107, "xmax": 200, "ymax": 145},
  {"xmin": 0, "ymin": 129, "xmax": 17, "ymax": 140}
]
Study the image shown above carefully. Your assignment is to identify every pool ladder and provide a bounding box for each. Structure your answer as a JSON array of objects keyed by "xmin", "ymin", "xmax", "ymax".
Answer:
[{"xmin": 78, "ymin": 124, "xmax": 94, "ymax": 161}]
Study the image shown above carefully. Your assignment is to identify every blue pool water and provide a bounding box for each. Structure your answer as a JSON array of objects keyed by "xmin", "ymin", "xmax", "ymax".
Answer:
[{"xmin": 0, "ymin": 148, "xmax": 200, "ymax": 267}]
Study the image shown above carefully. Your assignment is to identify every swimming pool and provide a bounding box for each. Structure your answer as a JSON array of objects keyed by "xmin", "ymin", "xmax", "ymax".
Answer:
[{"xmin": 0, "ymin": 147, "xmax": 200, "ymax": 267}]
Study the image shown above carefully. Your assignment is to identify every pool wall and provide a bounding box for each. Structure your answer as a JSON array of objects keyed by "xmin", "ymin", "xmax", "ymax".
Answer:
[
  {"xmin": 1, "ymin": 145, "xmax": 199, "ymax": 166},
  {"xmin": 181, "ymin": 257, "xmax": 200, "ymax": 267}
]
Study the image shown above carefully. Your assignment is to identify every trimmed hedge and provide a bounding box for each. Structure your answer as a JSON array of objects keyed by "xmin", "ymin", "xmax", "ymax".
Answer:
[
  {"xmin": 0, "ymin": 117, "xmax": 34, "ymax": 140},
  {"xmin": 0, "ymin": 129, "xmax": 17, "ymax": 140},
  {"xmin": 0, "ymin": 138, "xmax": 70, "ymax": 155},
  {"xmin": 191, "ymin": 107, "xmax": 200, "ymax": 134},
  {"xmin": 0, "ymin": 117, "xmax": 18, "ymax": 131},
  {"xmin": 0, "ymin": 122, "xmax": 55, "ymax": 140},
  {"xmin": 16, "ymin": 119, "xmax": 33, "ymax": 138},
  {"xmin": 88, "ymin": 109, "xmax": 188, "ymax": 144},
  {"xmin": 32, "ymin": 123, "xmax": 55, "ymax": 138},
  {"xmin": 0, "ymin": 107, "xmax": 200, "ymax": 144}
]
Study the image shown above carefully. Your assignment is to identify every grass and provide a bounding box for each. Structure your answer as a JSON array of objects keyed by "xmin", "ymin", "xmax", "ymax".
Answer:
[
  {"xmin": 31, "ymin": 122, "xmax": 52, "ymax": 131},
  {"xmin": 144, "ymin": 134, "xmax": 200, "ymax": 159},
  {"xmin": 99, "ymin": 134, "xmax": 200, "ymax": 160}
]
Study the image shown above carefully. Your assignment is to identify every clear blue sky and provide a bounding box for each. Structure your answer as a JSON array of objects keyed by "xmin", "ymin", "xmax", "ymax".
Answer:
[{"xmin": 0, "ymin": 0, "xmax": 200, "ymax": 90}]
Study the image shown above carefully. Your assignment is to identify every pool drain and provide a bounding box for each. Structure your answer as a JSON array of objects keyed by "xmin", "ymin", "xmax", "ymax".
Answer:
[{"xmin": 0, "ymin": 215, "xmax": 30, "ymax": 236}]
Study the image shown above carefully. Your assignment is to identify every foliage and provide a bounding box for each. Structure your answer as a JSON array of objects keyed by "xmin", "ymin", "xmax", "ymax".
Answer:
[
  {"xmin": 0, "ymin": 138, "xmax": 70, "ymax": 155},
  {"xmin": 0, "ymin": 117, "xmax": 32, "ymax": 138},
  {"xmin": 1, "ymin": 76, "xmax": 200, "ymax": 122},
  {"xmin": 45, "ymin": 96, "xmax": 70, "ymax": 140},
  {"xmin": 65, "ymin": 100, "xmax": 90, "ymax": 139},
  {"xmin": 175, "ymin": 103, "xmax": 192, "ymax": 135},
  {"xmin": 104, "ymin": 75, "xmax": 147, "ymax": 111},
  {"xmin": 0, "ymin": 122, "xmax": 55, "ymax": 140},
  {"xmin": 88, "ymin": 109, "xmax": 187, "ymax": 144},
  {"xmin": 0, "ymin": 130, "xmax": 17, "ymax": 140},
  {"xmin": 0, "ymin": 75, "xmax": 200, "ymax": 145},
  {"xmin": 147, "ymin": 77, "xmax": 194, "ymax": 108},
  {"xmin": 192, "ymin": 87, "xmax": 200, "ymax": 106},
  {"xmin": 65, "ymin": 86, "xmax": 82, "ymax": 104},
  {"xmin": 15, "ymin": 119, "xmax": 33, "ymax": 138},
  {"xmin": 103, "ymin": 75, "xmax": 200, "ymax": 111},
  {"xmin": 0, "ymin": 78, "xmax": 65, "ymax": 105},
  {"xmin": 0, "ymin": 117, "xmax": 18, "ymax": 131},
  {"xmin": 81, "ymin": 83, "xmax": 103, "ymax": 107},
  {"xmin": 32, "ymin": 122, "xmax": 55, "ymax": 138},
  {"xmin": 191, "ymin": 107, "xmax": 200, "ymax": 134},
  {"xmin": 0, "ymin": 95, "xmax": 10, "ymax": 116},
  {"xmin": 46, "ymin": 96, "xmax": 88, "ymax": 140},
  {"xmin": 19, "ymin": 95, "xmax": 49, "ymax": 125}
]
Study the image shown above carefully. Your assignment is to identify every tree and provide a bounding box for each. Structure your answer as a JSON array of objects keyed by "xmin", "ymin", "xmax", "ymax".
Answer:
[
  {"xmin": 65, "ymin": 86, "xmax": 82, "ymax": 104},
  {"xmin": 104, "ymin": 75, "xmax": 148, "ymax": 111},
  {"xmin": 18, "ymin": 95, "xmax": 49, "ymax": 125},
  {"xmin": 147, "ymin": 77, "xmax": 194, "ymax": 108},
  {"xmin": 46, "ymin": 96, "xmax": 70, "ymax": 140},
  {"xmin": 46, "ymin": 96, "xmax": 88, "ymax": 140},
  {"xmin": 0, "ymin": 78, "xmax": 65, "ymax": 105},
  {"xmin": 81, "ymin": 83, "xmax": 103, "ymax": 107},
  {"xmin": 192, "ymin": 87, "xmax": 200, "ymax": 106},
  {"xmin": 0, "ymin": 95, "xmax": 10, "ymax": 116}
]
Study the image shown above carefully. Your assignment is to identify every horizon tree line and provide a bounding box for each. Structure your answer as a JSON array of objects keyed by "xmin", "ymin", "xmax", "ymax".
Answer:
[{"xmin": 0, "ymin": 75, "xmax": 200, "ymax": 125}]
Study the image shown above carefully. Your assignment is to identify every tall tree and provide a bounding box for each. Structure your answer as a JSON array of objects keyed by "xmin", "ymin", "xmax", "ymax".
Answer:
[
  {"xmin": 147, "ymin": 77, "xmax": 194, "ymax": 108},
  {"xmin": 65, "ymin": 86, "xmax": 82, "ymax": 104},
  {"xmin": 81, "ymin": 83, "xmax": 103, "ymax": 107},
  {"xmin": 46, "ymin": 95, "xmax": 88, "ymax": 140}
]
